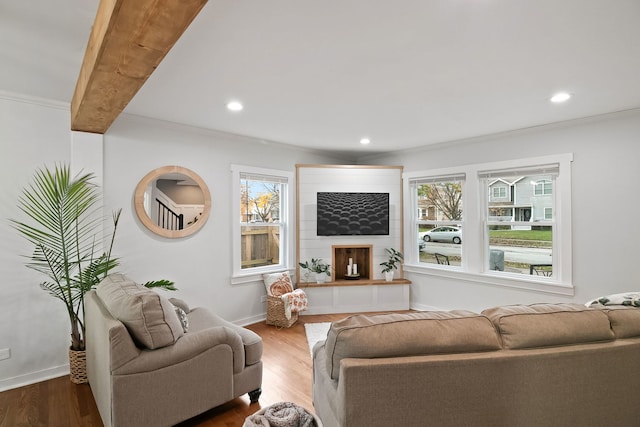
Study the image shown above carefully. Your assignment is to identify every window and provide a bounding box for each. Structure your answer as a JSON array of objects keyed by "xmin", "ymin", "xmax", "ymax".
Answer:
[
  {"xmin": 534, "ymin": 179, "xmax": 552, "ymax": 195},
  {"xmin": 492, "ymin": 186, "xmax": 507, "ymax": 199},
  {"xmin": 231, "ymin": 165, "xmax": 293, "ymax": 282},
  {"xmin": 480, "ymin": 166, "xmax": 558, "ymax": 278},
  {"xmin": 404, "ymin": 154, "xmax": 573, "ymax": 294},
  {"xmin": 410, "ymin": 174, "xmax": 465, "ymax": 267}
]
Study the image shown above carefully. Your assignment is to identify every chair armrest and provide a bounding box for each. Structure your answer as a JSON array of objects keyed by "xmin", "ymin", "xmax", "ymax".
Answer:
[
  {"xmin": 188, "ymin": 307, "xmax": 263, "ymax": 365},
  {"xmin": 113, "ymin": 325, "xmax": 245, "ymax": 375}
]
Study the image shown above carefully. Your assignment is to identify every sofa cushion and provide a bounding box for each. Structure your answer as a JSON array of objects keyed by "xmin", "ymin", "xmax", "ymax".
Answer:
[
  {"xmin": 482, "ymin": 303, "xmax": 615, "ymax": 349},
  {"xmin": 96, "ymin": 274, "xmax": 184, "ymax": 349},
  {"xmin": 599, "ymin": 306, "xmax": 640, "ymax": 338},
  {"xmin": 324, "ymin": 311, "xmax": 501, "ymax": 380}
]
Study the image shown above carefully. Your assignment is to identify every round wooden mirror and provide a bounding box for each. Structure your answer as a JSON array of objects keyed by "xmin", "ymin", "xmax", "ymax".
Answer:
[{"xmin": 134, "ymin": 165, "xmax": 211, "ymax": 238}]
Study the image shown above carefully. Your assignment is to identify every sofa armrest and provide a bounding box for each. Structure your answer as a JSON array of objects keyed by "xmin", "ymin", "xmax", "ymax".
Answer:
[
  {"xmin": 188, "ymin": 307, "xmax": 263, "ymax": 366},
  {"xmin": 113, "ymin": 325, "xmax": 245, "ymax": 375}
]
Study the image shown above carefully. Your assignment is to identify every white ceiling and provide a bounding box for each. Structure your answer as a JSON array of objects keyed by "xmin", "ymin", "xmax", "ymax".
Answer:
[{"xmin": 3, "ymin": 0, "xmax": 640, "ymax": 157}]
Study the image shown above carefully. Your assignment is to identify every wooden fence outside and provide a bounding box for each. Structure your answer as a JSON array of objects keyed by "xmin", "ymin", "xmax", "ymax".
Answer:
[{"xmin": 241, "ymin": 226, "xmax": 280, "ymax": 268}]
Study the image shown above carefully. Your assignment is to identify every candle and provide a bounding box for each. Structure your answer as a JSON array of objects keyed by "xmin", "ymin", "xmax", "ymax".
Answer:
[
  {"xmin": 353, "ymin": 264, "xmax": 358, "ymax": 275},
  {"xmin": 348, "ymin": 258, "xmax": 353, "ymax": 266},
  {"xmin": 347, "ymin": 265, "xmax": 352, "ymax": 276}
]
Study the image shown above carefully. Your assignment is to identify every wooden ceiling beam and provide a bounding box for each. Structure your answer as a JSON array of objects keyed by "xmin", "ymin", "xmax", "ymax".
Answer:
[{"xmin": 71, "ymin": 0, "xmax": 208, "ymax": 134}]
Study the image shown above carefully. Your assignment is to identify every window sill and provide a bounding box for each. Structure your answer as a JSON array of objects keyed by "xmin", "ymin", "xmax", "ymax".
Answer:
[
  {"xmin": 403, "ymin": 264, "xmax": 574, "ymax": 296},
  {"xmin": 231, "ymin": 267, "xmax": 294, "ymax": 285}
]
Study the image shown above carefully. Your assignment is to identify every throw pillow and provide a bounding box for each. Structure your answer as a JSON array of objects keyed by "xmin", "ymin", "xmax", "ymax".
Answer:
[
  {"xmin": 172, "ymin": 303, "xmax": 189, "ymax": 333},
  {"xmin": 96, "ymin": 273, "xmax": 184, "ymax": 349},
  {"xmin": 262, "ymin": 272, "xmax": 294, "ymax": 297}
]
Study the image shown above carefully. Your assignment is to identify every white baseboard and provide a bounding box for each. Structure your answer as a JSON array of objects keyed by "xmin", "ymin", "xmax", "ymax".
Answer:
[
  {"xmin": 235, "ymin": 313, "xmax": 267, "ymax": 327},
  {"xmin": 410, "ymin": 302, "xmax": 443, "ymax": 311},
  {"xmin": 0, "ymin": 364, "xmax": 69, "ymax": 393}
]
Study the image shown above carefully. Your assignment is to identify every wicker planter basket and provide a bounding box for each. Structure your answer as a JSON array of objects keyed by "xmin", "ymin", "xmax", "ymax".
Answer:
[
  {"xmin": 69, "ymin": 348, "xmax": 88, "ymax": 384},
  {"xmin": 266, "ymin": 295, "xmax": 298, "ymax": 328}
]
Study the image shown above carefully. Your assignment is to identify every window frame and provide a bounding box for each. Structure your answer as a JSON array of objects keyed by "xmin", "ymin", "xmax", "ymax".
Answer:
[
  {"xmin": 413, "ymin": 174, "xmax": 465, "ymax": 270},
  {"xmin": 231, "ymin": 164, "xmax": 294, "ymax": 284},
  {"xmin": 403, "ymin": 153, "xmax": 573, "ymax": 295}
]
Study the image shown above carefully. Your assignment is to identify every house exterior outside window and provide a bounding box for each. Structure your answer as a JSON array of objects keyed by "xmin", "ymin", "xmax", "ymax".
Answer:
[{"xmin": 482, "ymin": 169, "xmax": 556, "ymax": 276}]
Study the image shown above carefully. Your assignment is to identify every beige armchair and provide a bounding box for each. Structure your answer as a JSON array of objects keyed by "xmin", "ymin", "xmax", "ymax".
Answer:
[{"xmin": 85, "ymin": 274, "xmax": 262, "ymax": 427}]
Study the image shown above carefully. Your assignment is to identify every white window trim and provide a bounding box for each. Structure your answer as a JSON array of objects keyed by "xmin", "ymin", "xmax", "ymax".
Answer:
[
  {"xmin": 230, "ymin": 164, "xmax": 295, "ymax": 284},
  {"xmin": 403, "ymin": 153, "xmax": 573, "ymax": 296}
]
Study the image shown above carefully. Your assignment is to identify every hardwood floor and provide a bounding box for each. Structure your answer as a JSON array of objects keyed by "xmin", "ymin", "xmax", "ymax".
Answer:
[{"xmin": 0, "ymin": 313, "xmax": 356, "ymax": 427}]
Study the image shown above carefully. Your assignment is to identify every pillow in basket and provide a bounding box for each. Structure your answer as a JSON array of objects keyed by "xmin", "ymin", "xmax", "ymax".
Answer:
[{"xmin": 263, "ymin": 272, "xmax": 294, "ymax": 297}]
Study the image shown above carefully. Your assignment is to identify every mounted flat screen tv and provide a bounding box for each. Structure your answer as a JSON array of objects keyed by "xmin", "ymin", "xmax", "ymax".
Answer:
[{"xmin": 316, "ymin": 192, "xmax": 389, "ymax": 236}]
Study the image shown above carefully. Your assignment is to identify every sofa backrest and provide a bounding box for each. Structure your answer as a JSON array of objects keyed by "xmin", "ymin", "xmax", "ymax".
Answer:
[
  {"xmin": 599, "ymin": 305, "xmax": 640, "ymax": 338},
  {"xmin": 481, "ymin": 303, "xmax": 615, "ymax": 349},
  {"xmin": 96, "ymin": 273, "xmax": 184, "ymax": 350},
  {"xmin": 324, "ymin": 311, "xmax": 501, "ymax": 380}
]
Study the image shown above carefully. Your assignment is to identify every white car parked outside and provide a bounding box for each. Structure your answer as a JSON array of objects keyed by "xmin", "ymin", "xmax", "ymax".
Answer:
[{"xmin": 420, "ymin": 226, "xmax": 462, "ymax": 244}]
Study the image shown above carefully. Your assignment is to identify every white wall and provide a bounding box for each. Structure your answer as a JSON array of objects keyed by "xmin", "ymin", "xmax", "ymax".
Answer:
[
  {"xmin": 363, "ymin": 110, "xmax": 640, "ymax": 312},
  {"xmin": 0, "ymin": 94, "xmax": 73, "ymax": 389}
]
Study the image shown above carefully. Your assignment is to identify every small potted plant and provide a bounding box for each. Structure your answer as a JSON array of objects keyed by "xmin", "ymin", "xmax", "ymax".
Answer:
[
  {"xmin": 380, "ymin": 248, "xmax": 404, "ymax": 281},
  {"xmin": 299, "ymin": 258, "xmax": 331, "ymax": 283}
]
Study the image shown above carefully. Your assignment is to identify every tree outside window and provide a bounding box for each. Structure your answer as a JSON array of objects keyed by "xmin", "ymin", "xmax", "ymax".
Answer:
[
  {"xmin": 414, "ymin": 176, "xmax": 464, "ymax": 266},
  {"xmin": 237, "ymin": 171, "xmax": 288, "ymax": 271}
]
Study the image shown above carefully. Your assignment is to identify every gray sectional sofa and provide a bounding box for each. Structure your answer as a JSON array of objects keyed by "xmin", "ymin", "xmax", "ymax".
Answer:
[
  {"xmin": 85, "ymin": 274, "xmax": 263, "ymax": 427},
  {"xmin": 312, "ymin": 303, "xmax": 640, "ymax": 427}
]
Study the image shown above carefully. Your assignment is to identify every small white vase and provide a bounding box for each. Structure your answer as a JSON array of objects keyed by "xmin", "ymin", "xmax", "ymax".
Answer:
[
  {"xmin": 384, "ymin": 271, "xmax": 394, "ymax": 282},
  {"xmin": 315, "ymin": 273, "xmax": 327, "ymax": 284}
]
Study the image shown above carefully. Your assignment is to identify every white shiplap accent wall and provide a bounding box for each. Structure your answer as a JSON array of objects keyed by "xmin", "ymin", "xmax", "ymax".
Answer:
[{"xmin": 297, "ymin": 165, "xmax": 403, "ymax": 280}]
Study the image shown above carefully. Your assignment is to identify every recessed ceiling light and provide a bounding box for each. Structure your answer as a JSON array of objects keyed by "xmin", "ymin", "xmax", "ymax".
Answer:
[
  {"xmin": 226, "ymin": 101, "xmax": 243, "ymax": 111},
  {"xmin": 550, "ymin": 92, "xmax": 572, "ymax": 103},
  {"xmin": 360, "ymin": 138, "xmax": 371, "ymax": 145}
]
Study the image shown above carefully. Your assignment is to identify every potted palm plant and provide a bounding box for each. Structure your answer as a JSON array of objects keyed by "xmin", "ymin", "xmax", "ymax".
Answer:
[
  {"xmin": 11, "ymin": 164, "xmax": 174, "ymax": 383},
  {"xmin": 380, "ymin": 248, "xmax": 404, "ymax": 281}
]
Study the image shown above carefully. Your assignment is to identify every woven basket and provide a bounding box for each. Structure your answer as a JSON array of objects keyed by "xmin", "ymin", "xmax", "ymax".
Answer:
[
  {"xmin": 266, "ymin": 295, "xmax": 298, "ymax": 328},
  {"xmin": 69, "ymin": 348, "xmax": 88, "ymax": 384}
]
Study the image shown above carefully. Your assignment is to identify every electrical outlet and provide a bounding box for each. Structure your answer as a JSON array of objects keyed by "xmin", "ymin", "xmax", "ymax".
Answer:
[
  {"xmin": 261, "ymin": 295, "xmax": 267, "ymax": 303},
  {"xmin": 0, "ymin": 348, "xmax": 10, "ymax": 361}
]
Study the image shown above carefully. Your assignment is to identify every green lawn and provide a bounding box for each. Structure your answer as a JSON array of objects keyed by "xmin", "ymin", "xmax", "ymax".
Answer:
[
  {"xmin": 419, "ymin": 226, "xmax": 552, "ymax": 242},
  {"xmin": 489, "ymin": 229, "xmax": 551, "ymax": 241}
]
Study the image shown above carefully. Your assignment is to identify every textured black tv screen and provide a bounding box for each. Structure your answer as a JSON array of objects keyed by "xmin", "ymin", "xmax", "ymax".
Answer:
[{"xmin": 316, "ymin": 192, "xmax": 389, "ymax": 236}]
